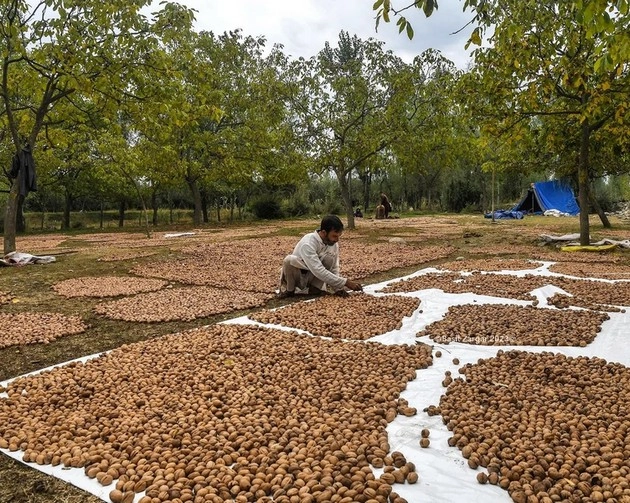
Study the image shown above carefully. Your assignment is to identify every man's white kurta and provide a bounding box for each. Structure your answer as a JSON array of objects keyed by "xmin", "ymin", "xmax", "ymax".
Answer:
[{"xmin": 285, "ymin": 231, "xmax": 346, "ymax": 291}]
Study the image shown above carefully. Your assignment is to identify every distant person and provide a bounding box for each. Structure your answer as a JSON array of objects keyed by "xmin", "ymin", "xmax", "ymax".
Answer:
[
  {"xmin": 354, "ymin": 207, "xmax": 363, "ymax": 218},
  {"xmin": 278, "ymin": 215, "xmax": 363, "ymax": 298},
  {"xmin": 380, "ymin": 193, "xmax": 392, "ymax": 218}
]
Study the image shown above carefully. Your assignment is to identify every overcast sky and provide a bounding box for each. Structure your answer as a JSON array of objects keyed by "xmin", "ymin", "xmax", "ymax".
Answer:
[{"xmin": 168, "ymin": 0, "xmax": 477, "ymax": 69}]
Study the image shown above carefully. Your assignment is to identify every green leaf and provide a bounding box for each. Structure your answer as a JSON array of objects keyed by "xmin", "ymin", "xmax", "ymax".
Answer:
[
  {"xmin": 373, "ymin": 0, "xmax": 384, "ymax": 10},
  {"xmin": 423, "ymin": 0, "xmax": 437, "ymax": 17},
  {"xmin": 406, "ymin": 23, "xmax": 414, "ymax": 40},
  {"xmin": 470, "ymin": 27, "xmax": 482, "ymax": 46}
]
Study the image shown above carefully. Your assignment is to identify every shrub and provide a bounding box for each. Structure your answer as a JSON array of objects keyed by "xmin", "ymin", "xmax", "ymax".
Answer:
[
  {"xmin": 321, "ymin": 199, "xmax": 343, "ymax": 216},
  {"xmin": 250, "ymin": 196, "xmax": 284, "ymax": 219},
  {"xmin": 283, "ymin": 195, "xmax": 311, "ymax": 217}
]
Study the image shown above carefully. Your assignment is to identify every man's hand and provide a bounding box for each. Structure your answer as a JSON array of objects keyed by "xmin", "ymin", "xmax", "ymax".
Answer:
[{"xmin": 345, "ymin": 279, "xmax": 363, "ymax": 291}]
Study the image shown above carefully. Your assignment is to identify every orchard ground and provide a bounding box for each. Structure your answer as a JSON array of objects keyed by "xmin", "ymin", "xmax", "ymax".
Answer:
[{"xmin": 0, "ymin": 213, "xmax": 629, "ymax": 503}]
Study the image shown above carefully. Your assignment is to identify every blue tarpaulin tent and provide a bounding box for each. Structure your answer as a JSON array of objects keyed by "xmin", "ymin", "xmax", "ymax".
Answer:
[{"xmin": 512, "ymin": 180, "xmax": 580, "ymax": 215}]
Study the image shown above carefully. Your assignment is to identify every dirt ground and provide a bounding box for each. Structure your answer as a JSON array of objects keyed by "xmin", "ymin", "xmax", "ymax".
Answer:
[{"xmin": 0, "ymin": 214, "xmax": 628, "ymax": 503}]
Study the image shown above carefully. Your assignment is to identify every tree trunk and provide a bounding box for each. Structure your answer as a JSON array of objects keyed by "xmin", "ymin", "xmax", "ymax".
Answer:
[
  {"xmin": 216, "ymin": 201, "xmax": 221, "ymax": 222},
  {"xmin": 135, "ymin": 192, "xmax": 151, "ymax": 238},
  {"xmin": 402, "ymin": 171, "xmax": 408, "ymax": 210},
  {"xmin": 418, "ymin": 176, "xmax": 425, "ymax": 210},
  {"xmin": 63, "ymin": 190, "xmax": 72, "ymax": 230},
  {"xmin": 168, "ymin": 191, "xmax": 174, "ymax": 225},
  {"xmin": 151, "ymin": 189, "xmax": 158, "ymax": 226},
  {"xmin": 201, "ymin": 188, "xmax": 209, "ymax": 224},
  {"xmin": 118, "ymin": 200, "xmax": 126, "ymax": 227},
  {"xmin": 16, "ymin": 195, "xmax": 25, "ymax": 233},
  {"xmin": 577, "ymin": 121, "xmax": 591, "ymax": 245},
  {"xmin": 360, "ymin": 171, "xmax": 372, "ymax": 212},
  {"xmin": 3, "ymin": 170, "xmax": 20, "ymax": 254},
  {"xmin": 337, "ymin": 170, "xmax": 355, "ymax": 230},
  {"xmin": 589, "ymin": 190, "xmax": 611, "ymax": 228},
  {"xmin": 186, "ymin": 178, "xmax": 203, "ymax": 226},
  {"xmin": 100, "ymin": 201, "xmax": 104, "ymax": 229}
]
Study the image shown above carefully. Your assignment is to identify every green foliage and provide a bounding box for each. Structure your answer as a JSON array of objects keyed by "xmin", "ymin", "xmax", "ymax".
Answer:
[
  {"xmin": 373, "ymin": 0, "xmax": 630, "ymax": 71},
  {"xmin": 288, "ymin": 31, "xmax": 430, "ymax": 227},
  {"xmin": 250, "ymin": 196, "xmax": 284, "ymax": 220},
  {"xmin": 0, "ymin": 0, "xmax": 198, "ymax": 250},
  {"xmin": 320, "ymin": 198, "xmax": 344, "ymax": 216},
  {"xmin": 443, "ymin": 167, "xmax": 487, "ymax": 213},
  {"xmin": 283, "ymin": 194, "xmax": 311, "ymax": 217},
  {"xmin": 592, "ymin": 175, "xmax": 630, "ymax": 211}
]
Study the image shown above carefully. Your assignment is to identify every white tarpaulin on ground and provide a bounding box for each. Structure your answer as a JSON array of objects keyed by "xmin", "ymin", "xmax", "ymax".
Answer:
[
  {"xmin": 0, "ymin": 251, "xmax": 56, "ymax": 266},
  {"xmin": 2, "ymin": 261, "xmax": 629, "ymax": 502}
]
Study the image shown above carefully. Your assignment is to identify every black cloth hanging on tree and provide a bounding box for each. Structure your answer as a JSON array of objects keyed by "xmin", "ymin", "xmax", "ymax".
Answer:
[{"xmin": 9, "ymin": 144, "xmax": 37, "ymax": 197}]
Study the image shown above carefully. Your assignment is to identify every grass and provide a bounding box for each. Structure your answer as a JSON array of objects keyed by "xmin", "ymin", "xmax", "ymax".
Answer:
[{"xmin": 0, "ymin": 212, "xmax": 628, "ymax": 503}]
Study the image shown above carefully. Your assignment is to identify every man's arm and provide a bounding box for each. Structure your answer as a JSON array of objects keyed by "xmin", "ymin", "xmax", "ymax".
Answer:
[{"xmin": 300, "ymin": 242, "xmax": 347, "ymax": 291}]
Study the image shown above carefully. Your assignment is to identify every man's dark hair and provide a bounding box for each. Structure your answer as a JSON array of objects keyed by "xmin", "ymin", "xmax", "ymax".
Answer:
[{"xmin": 320, "ymin": 215, "xmax": 344, "ymax": 233}]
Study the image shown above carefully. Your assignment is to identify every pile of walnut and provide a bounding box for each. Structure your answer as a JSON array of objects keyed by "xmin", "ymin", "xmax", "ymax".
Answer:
[
  {"xmin": 418, "ymin": 304, "xmax": 609, "ymax": 346},
  {"xmin": 379, "ymin": 272, "xmax": 548, "ymax": 301},
  {"xmin": 380, "ymin": 271, "xmax": 630, "ymax": 309},
  {"xmin": 16, "ymin": 235, "xmax": 70, "ymax": 251},
  {"xmin": 132, "ymin": 237, "xmax": 455, "ymax": 294},
  {"xmin": 0, "ymin": 290, "xmax": 13, "ymax": 305},
  {"xmin": 533, "ymin": 251, "xmax": 626, "ymax": 264},
  {"xmin": 131, "ymin": 236, "xmax": 298, "ymax": 293},
  {"xmin": 0, "ymin": 324, "xmax": 432, "ymax": 503},
  {"xmin": 551, "ymin": 277, "xmax": 630, "ymax": 307},
  {"xmin": 53, "ymin": 276, "xmax": 168, "ymax": 298},
  {"xmin": 549, "ymin": 261, "xmax": 630, "ymax": 279},
  {"xmin": 339, "ymin": 243, "xmax": 455, "ymax": 278},
  {"xmin": 0, "ymin": 312, "xmax": 87, "ymax": 349},
  {"xmin": 97, "ymin": 250, "xmax": 159, "ymax": 262},
  {"xmin": 250, "ymin": 293, "xmax": 420, "ymax": 340},
  {"xmin": 468, "ymin": 245, "xmax": 543, "ymax": 257},
  {"xmin": 95, "ymin": 287, "xmax": 273, "ymax": 322},
  {"xmin": 438, "ymin": 258, "xmax": 542, "ymax": 272},
  {"xmin": 439, "ymin": 351, "xmax": 630, "ymax": 503},
  {"xmin": 546, "ymin": 293, "xmax": 625, "ymax": 313}
]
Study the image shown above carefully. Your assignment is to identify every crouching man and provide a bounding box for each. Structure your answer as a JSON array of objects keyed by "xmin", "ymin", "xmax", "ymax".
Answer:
[{"xmin": 278, "ymin": 215, "xmax": 363, "ymax": 298}]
